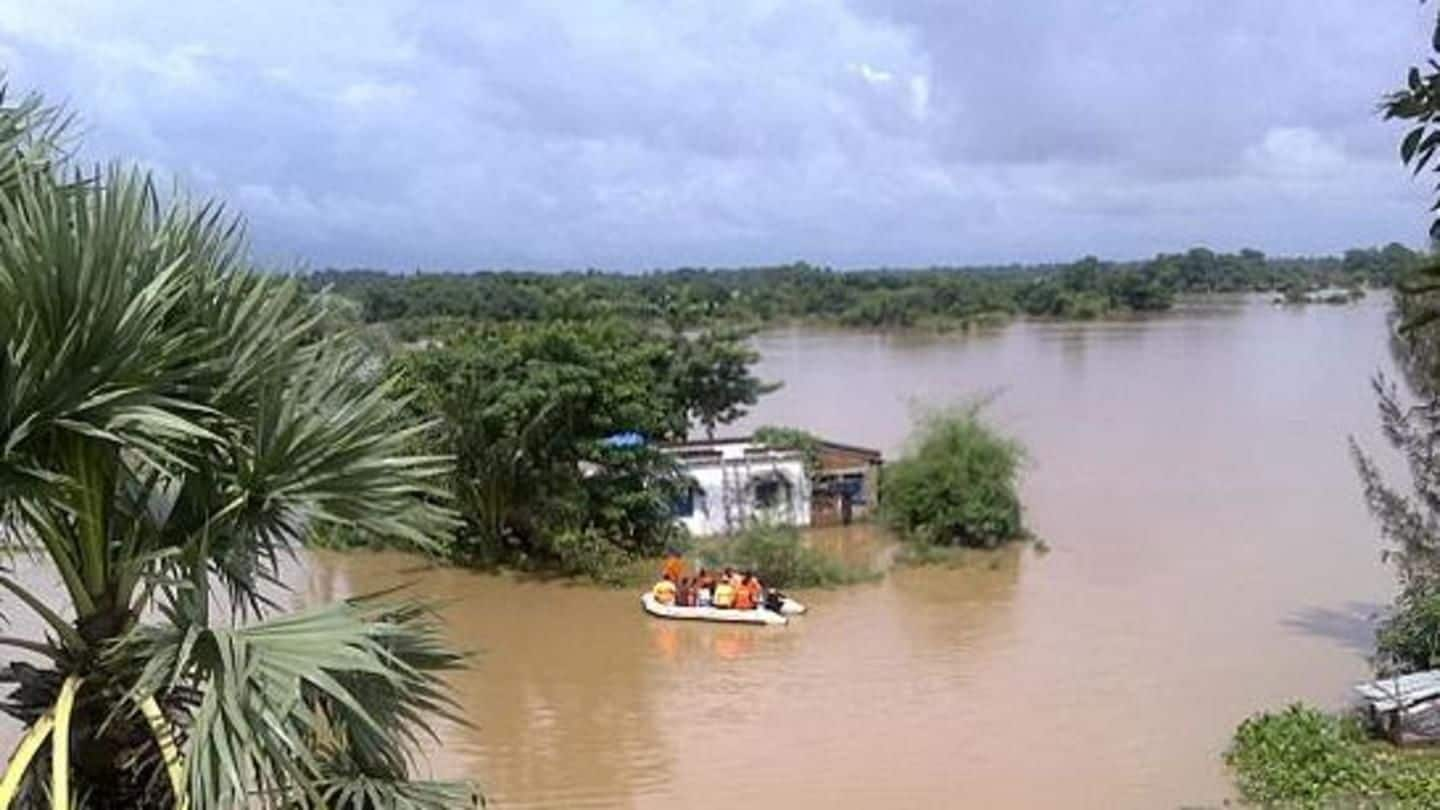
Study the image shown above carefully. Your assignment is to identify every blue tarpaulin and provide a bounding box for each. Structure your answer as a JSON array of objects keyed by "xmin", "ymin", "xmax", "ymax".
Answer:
[{"xmin": 601, "ymin": 432, "xmax": 646, "ymax": 448}]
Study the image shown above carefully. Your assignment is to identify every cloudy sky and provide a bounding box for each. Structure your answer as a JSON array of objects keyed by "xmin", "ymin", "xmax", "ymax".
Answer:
[{"xmin": 0, "ymin": 1, "xmax": 1434, "ymax": 270}]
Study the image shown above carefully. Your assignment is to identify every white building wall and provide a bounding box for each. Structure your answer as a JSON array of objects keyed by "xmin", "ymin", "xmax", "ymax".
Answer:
[{"xmin": 674, "ymin": 452, "xmax": 811, "ymax": 537}]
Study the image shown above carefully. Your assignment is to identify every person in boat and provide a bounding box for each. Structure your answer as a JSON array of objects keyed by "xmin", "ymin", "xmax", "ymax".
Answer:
[
  {"xmin": 676, "ymin": 576, "xmax": 694, "ymax": 607},
  {"xmin": 741, "ymin": 572, "xmax": 764, "ymax": 611},
  {"xmin": 662, "ymin": 549, "xmax": 685, "ymax": 583},
  {"xmin": 695, "ymin": 570, "xmax": 713, "ymax": 607},
  {"xmin": 712, "ymin": 574, "xmax": 736, "ymax": 609},
  {"xmin": 763, "ymin": 585, "xmax": 785, "ymax": 613},
  {"xmin": 652, "ymin": 573, "xmax": 677, "ymax": 606},
  {"xmin": 732, "ymin": 572, "xmax": 757, "ymax": 610}
]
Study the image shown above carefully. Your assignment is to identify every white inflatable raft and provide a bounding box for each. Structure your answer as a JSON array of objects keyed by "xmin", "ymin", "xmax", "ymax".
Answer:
[{"xmin": 641, "ymin": 593, "xmax": 788, "ymax": 625}]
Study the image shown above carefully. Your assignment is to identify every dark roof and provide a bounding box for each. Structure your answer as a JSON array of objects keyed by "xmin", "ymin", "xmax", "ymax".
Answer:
[{"xmin": 816, "ymin": 439, "xmax": 883, "ymax": 460}]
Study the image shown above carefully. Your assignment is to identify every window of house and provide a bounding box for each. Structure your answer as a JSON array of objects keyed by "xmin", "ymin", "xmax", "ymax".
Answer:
[
  {"xmin": 754, "ymin": 475, "xmax": 789, "ymax": 509},
  {"xmin": 674, "ymin": 482, "xmax": 706, "ymax": 517}
]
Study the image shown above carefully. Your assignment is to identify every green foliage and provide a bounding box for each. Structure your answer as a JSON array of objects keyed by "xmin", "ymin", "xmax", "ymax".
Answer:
[
  {"xmin": 307, "ymin": 245, "xmax": 1419, "ymax": 338},
  {"xmin": 881, "ymin": 406, "xmax": 1027, "ymax": 549},
  {"xmin": 1384, "ymin": 1, "xmax": 1440, "ymax": 244},
  {"xmin": 1228, "ymin": 705, "xmax": 1379, "ymax": 807},
  {"xmin": 693, "ymin": 524, "xmax": 874, "ymax": 589},
  {"xmin": 0, "ymin": 80, "xmax": 471, "ymax": 807},
  {"xmin": 1228, "ymin": 705, "xmax": 1440, "ymax": 808},
  {"xmin": 391, "ymin": 318, "xmax": 770, "ymax": 578},
  {"xmin": 1376, "ymin": 583, "xmax": 1440, "ymax": 677},
  {"xmin": 1353, "ymin": 376, "xmax": 1440, "ymax": 605},
  {"xmin": 752, "ymin": 425, "xmax": 824, "ymax": 473},
  {"xmin": 1382, "ymin": 1, "xmax": 1440, "ymax": 348},
  {"xmin": 669, "ymin": 324, "xmax": 779, "ymax": 438},
  {"xmin": 392, "ymin": 320, "xmax": 681, "ymax": 570}
]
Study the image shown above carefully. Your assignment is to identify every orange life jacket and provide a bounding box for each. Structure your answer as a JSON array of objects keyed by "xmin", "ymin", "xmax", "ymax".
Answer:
[
  {"xmin": 733, "ymin": 585, "xmax": 755, "ymax": 610},
  {"xmin": 662, "ymin": 556, "xmax": 685, "ymax": 582}
]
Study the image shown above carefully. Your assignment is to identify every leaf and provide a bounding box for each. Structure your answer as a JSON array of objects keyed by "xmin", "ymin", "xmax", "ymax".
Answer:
[
  {"xmin": 1403, "ymin": 126, "xmax": 1427, "ymax": 163},
  {"xmin": 116, "ymin": 598, "xmax": 471, "ymax": 809}
]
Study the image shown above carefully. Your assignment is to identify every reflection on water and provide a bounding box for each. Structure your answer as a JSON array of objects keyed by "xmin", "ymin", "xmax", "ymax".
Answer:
[{"xmin": 0, "ymin": 296, "xmax": 1403, "ymax": 808}]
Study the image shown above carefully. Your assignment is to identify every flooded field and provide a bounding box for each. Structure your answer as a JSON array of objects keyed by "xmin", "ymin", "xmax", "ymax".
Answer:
[
  {"xmin": 2, "ymin": 295, "xmax": 1403, "ymax": 808},
  {"xmin": 295, "ymin": 295, "xmax": 1401, "ymax": 808}
]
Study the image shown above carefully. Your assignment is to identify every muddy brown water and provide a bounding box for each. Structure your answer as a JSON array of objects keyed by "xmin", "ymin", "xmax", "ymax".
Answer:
[{"xmin": 1, "ymin": 295, "xmax": 1404, "ymax": 808}]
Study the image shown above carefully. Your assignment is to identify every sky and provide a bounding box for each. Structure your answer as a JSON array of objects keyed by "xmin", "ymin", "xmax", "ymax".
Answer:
[{"xmin": 0, "ymin": 0, "xmax": 1435, "ymax": 271}]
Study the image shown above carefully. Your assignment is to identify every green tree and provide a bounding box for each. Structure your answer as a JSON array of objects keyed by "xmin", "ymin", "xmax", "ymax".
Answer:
[
  {"xmin": 393, "ymin": 320, "xmax": 690, "ymax": 572},
  {"xmin": 1350, "ymin": 2, "xmax": 1440, "ymax": 680},
  {"xmin": 0, "ymin": 86, "xmax": 472, "ymax": 808},
  {"xmin": 668, "ymin": 325, "xmax": 778, "ymax": 439},
  {"xmin": 881, "ymin": 405, "xmax": 1027, "ymax": 549}
]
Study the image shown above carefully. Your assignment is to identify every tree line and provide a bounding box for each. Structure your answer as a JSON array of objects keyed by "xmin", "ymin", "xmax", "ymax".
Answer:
[{"xmin": 310, "ymin": 243, "xmax": 1421, "ymax": 331}]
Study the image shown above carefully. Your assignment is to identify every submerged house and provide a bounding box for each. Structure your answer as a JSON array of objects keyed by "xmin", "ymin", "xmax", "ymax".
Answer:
[{"xmin": 665, "ymin": 436, "xmax": 882, "ymax": 537}]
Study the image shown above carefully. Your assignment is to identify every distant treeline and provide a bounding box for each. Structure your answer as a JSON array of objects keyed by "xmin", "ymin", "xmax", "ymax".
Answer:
[{"xmin": 310, "ymin": 244, "xmax": 1422, "ymax": 330}]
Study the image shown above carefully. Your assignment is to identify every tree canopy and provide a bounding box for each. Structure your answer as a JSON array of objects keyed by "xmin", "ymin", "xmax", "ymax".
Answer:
[{"xmin": 385, "ymin": 318, "xmax": 773, "ymax": 578}]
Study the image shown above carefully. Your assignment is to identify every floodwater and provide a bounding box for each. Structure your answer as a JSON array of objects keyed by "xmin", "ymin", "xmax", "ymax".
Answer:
[
  {"xmin": 0, "ymin": 295, "xmax": 1404, "ymax": 808},
  {"xmin": 295, "ymin": 295, "xmax": 1402, "ymax": 809}
]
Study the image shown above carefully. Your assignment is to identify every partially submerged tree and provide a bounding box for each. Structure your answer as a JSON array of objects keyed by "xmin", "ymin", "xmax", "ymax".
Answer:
[
  {"xmin": 0, "ymin": 84, "xmax": 474, "ymax": 808},
  {"xmin": 880, "ymin": 404, "xmax": 1027, "ymax": 549}
]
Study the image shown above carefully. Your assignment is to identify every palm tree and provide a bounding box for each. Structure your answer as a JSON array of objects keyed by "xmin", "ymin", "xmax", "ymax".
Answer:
[{"xmin": 0, "ymin": 85, "xmax": 476, "ymax": 808}]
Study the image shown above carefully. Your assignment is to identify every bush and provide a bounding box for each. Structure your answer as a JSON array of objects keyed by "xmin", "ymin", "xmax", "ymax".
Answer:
[
  {"xmin": 1227, "ymin": 704, "xmax": 1440, "ymax": 808},
  {"xmin": 881, "ymin": 405, "xmax": 1026, "ymax": 548},
  {"xmin": 694, "ymin": 524, "xmax": 874, "ymax": 589},
  {"xmin": 548, "ymin": 526, "xmax": 637, "ymax": 585},
  {"xmin": 1376, "ymin": 584, "xmax": 1440, "ymax": 676},
  {"xmin": 1228, "ymin": 705, "xmax": 1376, "ymax": 806}
]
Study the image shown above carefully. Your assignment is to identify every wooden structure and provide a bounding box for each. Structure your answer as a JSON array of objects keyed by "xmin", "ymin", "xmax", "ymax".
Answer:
[
  {"xmin": 1355, "ymin": 671, "xmax": 1440, "ymax": 745},
  {"xmin": 808, "ymin": 440, "xmax": 883, "ymax": 527}
]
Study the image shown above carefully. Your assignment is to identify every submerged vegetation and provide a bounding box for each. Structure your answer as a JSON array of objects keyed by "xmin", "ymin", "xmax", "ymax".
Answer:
[
  {"xmin": 881, "ymin": 406, "xmax": 1028, "ymax": 550},
  {"xmin": 693, "ymin": 524, "xmax": 876, "ymax": 589},
  {"xmin": 0, "ymin": 84, "xmax": 475, "ymax": 807},
  {"xmin": 311, "ymin": 244, "xmax": 1419, "ymax": 335},
  {"xmin": 1228, "ymin": 705, "xmax": 1440, "ymax": 808}
]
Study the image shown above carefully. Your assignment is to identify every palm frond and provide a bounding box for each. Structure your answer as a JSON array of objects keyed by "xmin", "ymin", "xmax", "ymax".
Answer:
[{"xmin": 118, "ymin": 598, "xmax": 472, "ymax": 810}]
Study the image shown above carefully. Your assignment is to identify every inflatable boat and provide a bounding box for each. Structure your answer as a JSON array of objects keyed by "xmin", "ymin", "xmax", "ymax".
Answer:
[{"xmin": 641, "ymin": 593, "xmax": 788, "ymax": 625}]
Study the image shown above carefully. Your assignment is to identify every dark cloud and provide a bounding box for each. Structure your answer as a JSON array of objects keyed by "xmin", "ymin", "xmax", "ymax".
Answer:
[{"xmin": 0, "ymin": 0, "xmax": 1431, "ymax": 269}]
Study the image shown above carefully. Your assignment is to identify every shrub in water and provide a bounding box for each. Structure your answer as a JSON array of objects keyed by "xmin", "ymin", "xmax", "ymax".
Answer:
[
  {"xmin": 695, "ymin": 524, "xmax": 871, "ymax": 589},
  {"xmin": 881, "ymin": 405, "xmax": 1026, "ymax": 548},
  {"xmin": 1227, "ymin": 705, "xmax": 1376, "ymax": 806},
  {"xmin": 1227, "ymin": 703, "xmax": 1440, "ymax": 808}
]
